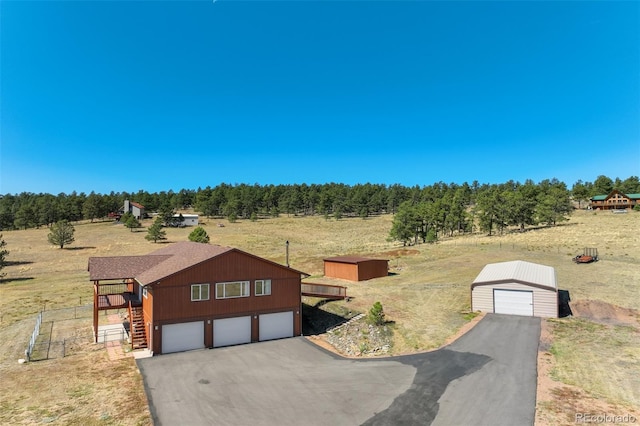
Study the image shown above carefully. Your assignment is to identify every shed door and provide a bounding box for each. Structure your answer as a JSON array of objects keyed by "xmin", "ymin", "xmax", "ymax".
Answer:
[
  {"xmin": 259, "ymin": 311, "xmax": 294, "ymax": 341},
  {"xmin": 162, "ymin": 321, "xmax": 205, "ymax": 354},
  {"xmin": 213, "ymin": 316, "xmax": 252, "ymax": 348},
  {"xmin": 494, "ymin": 289, "xmax": 534, "ymax": 316}
]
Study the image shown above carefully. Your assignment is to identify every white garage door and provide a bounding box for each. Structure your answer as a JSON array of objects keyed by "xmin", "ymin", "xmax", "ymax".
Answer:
[
  {"xmin": 494, "ymin": 289, "xmax": 534, "ymax": 316},
  {"xmin": 213, "ymin": 316, "xmax": 252, "ymax": 348},
  {"xmin": 162, "ymin": 321, "xmax": 205, "ymax": 354},
  {"xmin": 259, "ymin": 311, "xmax": 294, "ymax": 341}
]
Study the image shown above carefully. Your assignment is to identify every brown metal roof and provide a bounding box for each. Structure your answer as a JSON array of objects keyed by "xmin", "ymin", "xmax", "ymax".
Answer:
[
  {"xmin": 89, "ymin": 241, "xmax": 308, "ymax": 285},
  {"xmin": 130, "ymin": 201, "xmax": 145, "ymax": 209},
  {"xmin": 323, "ymin": 256, "xmax": 388, "ymax": 265}
]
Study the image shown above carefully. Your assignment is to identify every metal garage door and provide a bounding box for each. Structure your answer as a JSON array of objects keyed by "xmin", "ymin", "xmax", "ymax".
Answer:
[
  {"xmin": 494, "ymin": 289, "xmax": 534, "ymax": 316},
  {"xmin": 259, "ymin": 311, "xmax": 294, "ymax": 341},
  {"xmin": 162, "ymin": 321, "xmax": 205, "ymax": 354},
  {"xmin": 213, "ymin": 316, "xmax": 252, "ymax": 348}
]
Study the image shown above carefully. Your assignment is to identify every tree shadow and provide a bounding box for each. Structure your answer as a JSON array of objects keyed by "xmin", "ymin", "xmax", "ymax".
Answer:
[
  {"xmin": 0, "ymin": 277, "xmax": 35, "ymax": 284},
  {"xmin": 64, "ymin": 246, "xmax": 97, "ymax": 251},
  {"xmin": 4, "ymin": 260, "xmax": 34, "ymax": 266}
]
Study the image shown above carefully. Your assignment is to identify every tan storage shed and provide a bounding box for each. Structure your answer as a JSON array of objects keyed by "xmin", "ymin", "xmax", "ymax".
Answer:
[
  {"xmin": 323, "ymin": 256, "xmax": 389, "ymax": 281},
  {"xmin": 471, "ymin": 260, "xmax": 558, "ymax": 318}
]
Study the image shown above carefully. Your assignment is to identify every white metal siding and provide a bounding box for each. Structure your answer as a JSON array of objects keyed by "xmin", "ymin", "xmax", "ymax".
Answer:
[
  {"xmin": 472, "ymin": 282, "xmax": 558, "ymax": 318},
  {"xmin": 213, "ymin": 316, "xmax": 252, "ymax": 348},
  {"xmin": 162, "ymin": 321, "xmax": 205, "ymax": 354},
  {"xmin": 259, "ymin": 311, "xmax": 294, "ymax": 341},
  {"xmin": 494, "ymin": 289, "xmax": 533, "ymax": 316}
]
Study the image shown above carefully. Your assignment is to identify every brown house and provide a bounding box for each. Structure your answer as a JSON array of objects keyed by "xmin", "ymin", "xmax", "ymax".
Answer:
[
  {"xmin": 590, "ymin": 190, "xmax": 640, "ymax": 210},
  {"xmin": 89, "ymin": 241, "xmax": 308, "ymax": 355},
  {"xmin": 323, "ymin": 256, "xmax": 389, "ymax": 281}
]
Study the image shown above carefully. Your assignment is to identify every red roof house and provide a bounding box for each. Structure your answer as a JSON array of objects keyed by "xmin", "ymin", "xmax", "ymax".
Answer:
[{"xmin": 89, "ymin": 241, "xmax": 308, "ymax": 354}]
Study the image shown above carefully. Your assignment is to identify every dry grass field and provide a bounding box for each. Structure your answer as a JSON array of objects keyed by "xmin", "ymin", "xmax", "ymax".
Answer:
[{"xmin": 0, "ymin": 209, "xmax": 638, "ymax": 424}]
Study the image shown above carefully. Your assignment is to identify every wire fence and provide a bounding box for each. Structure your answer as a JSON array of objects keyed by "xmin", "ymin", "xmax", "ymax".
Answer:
[
  {"xmin": 24, "ymin": 311, "xmax": 43, "ymax": 362},
  {"xmin": 24, "ymin": 305, "xmax": 128, "ymax": 362}
]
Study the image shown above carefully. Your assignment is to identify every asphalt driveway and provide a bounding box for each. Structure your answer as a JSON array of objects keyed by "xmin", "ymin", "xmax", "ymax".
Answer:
[{"xmin": 137, "ymin": 314, "xmax": 540, "ymax": 426}]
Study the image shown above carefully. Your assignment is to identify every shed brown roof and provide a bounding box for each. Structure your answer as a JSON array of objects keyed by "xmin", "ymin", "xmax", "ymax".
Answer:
[{"xmin": 323, "ymin": 256, "xmax": 388, "ymax": 265}]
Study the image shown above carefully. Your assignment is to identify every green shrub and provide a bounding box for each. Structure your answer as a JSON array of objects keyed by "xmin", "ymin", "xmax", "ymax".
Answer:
[{"xmin": 367, "ymin": 301, "xmax": 385, "ymax": 326}]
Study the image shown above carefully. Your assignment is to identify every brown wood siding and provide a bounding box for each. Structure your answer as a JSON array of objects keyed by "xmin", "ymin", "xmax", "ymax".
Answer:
[
  {"xmin": 149, "ymin": 251, "xmax": 301, "ymax": 353},
  {"xmin": 324, "ymin": 260, "xmax": 388, "ymax": 281},
  {"xmin": 357, "ymin": 260, "xmax": 389, "ymax": 281},
  {"xmin": 325, "ymin": 261, "xmax": 358, "ymax": 281},
  {"xmin": 142, "ymin": 287, "xmax": 154, "ymax": 350}
]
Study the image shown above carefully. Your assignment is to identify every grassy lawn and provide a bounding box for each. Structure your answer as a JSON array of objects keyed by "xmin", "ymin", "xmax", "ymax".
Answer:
[{"xmin": 0, "ymin": 209, "xmax": 638, "ymax": 424}]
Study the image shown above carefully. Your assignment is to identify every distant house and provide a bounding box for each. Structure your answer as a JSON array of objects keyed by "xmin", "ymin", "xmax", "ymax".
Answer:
[
  {"xmin": 323, "ymin": 256, "xmax": 389, "ymax": 281},
  {"xmin": 88, "ymin": 241, "xmax": 308, "ymax": 355},
  {"xmin": 124, "ymin": 200, "xmax": 146, "ymax": 219},
  {"xmin": 172, "ymin": 214, "xmax": 199, "ymax": 226},
  {"xmin": 590, "ymin": 190, "xmax": 640, "ymax": 210}
]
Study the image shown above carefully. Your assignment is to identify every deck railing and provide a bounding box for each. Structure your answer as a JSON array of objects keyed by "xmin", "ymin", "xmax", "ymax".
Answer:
[
  {"xmin": 301, "ymin": 283, "xmax": 348, "ymax": 299},
  {"xmin": 97, "ymin": 282, "xmax": 132, "ymax": 295}
]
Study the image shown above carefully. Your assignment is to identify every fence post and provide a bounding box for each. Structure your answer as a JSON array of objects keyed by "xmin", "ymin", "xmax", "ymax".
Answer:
[{"xmin": 63, "ymin": 339, "xmax": 66, "ymax": 358}]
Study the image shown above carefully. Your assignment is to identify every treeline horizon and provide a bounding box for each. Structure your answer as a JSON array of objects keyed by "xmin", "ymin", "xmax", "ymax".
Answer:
[{"xmin": 0, "ymin": 175, "xmax": 638, "ymax": 232}]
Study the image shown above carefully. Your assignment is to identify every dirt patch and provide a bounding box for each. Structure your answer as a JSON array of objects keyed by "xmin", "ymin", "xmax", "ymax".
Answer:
[
  {"xmin": 536, "ymin": 318, "xmax": 640, "ymax": 425},
  {"xmin": 571, "ymin": 299, "xmax": 640, "ymax": 327},
  {"xmin": 372, "ymin": 248, "xmax": 420, "ymax": 258}
]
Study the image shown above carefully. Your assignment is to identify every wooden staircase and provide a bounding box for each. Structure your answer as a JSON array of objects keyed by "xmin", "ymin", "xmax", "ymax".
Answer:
[{"xmin": 129, "ymin": 304, "xmax": 148, "ymax": 350}]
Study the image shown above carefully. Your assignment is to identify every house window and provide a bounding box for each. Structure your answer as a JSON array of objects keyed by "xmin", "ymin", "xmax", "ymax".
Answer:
[
  {"xmin": 255, "ymin": 279, "xmax": 271, "ymax": 296},
  {"xmin": 142, "ymin": 287, "xmax": 148, "ymax": 299},
  {"xmin": 191, "ymin": 283, "xmax": 210, "ymax": 301},
  {"xmin": 216, "ymin": 281, "xmax": 250, "ymax": 299}
]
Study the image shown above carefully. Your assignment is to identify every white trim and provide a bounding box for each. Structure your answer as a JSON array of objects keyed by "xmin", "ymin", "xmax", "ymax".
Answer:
[
  {"xmin": 215, "ymin": 281, "xmax": 250, "ymax": 299},
  {"xmin": 255, "ymin": 279, "xmax": 271, "ymax": 296},
  {"xmin": 191, "ymin": 283, "xmax": 210, "ymax": 301}
]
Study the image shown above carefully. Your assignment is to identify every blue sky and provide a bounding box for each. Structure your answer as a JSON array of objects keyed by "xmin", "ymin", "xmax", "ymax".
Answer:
[{"xmin": 1, "ymin": 1, "xmax": 639, "ymax": 195}]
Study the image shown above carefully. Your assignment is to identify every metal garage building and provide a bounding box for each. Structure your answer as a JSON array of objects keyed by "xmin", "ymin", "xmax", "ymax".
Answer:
[{"xmin": 471, "ymin": 260, "xmax": 558, "ymax": 318}]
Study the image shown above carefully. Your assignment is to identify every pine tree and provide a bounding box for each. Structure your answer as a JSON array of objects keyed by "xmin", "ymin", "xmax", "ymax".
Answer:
[
  {"xmin": 145, "ymin": 217, "xmax": 167, "ymax": 243},
  {"xmin": 367, "ymin": 301, "xmax": 385, "ymax": 326},
  {"xmin": 0, "ymin": 234, "xmax": 9, "ymax": 278},
  {"xmin": 188, "ymin": 226, "xmax": 210, "ymax": 243},
  {"xmin": 47, "ymin": 220, "xmax": 75, "ymax": 249},
  {"xmin": 125, "ymin": 215, "xmax": 142, "ymax": 232}
]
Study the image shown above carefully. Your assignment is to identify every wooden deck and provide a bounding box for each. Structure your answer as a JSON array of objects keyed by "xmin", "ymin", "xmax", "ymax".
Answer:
[
  {"xmin": 301, "ymin": 283, "xmax": 348, "ymax": 300},
  {"xmin": 97, "ymin": 292, "xmax": 142, "ymax": 310}
]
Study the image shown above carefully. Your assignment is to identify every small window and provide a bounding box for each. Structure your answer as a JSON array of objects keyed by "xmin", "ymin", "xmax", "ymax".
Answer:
[
  {"xmin": 142, "ymin": 287, "xmax": 148, "ymax": 299},
  {"xmin": 191, "ymin": 283, "xmax": 210, "ymax": 301},
  {"xmin": 216, "ymin": 281, "xmax": 250, "ymax": 299},
  {"xmin": 255, "ymin": 279, "xmax": 271, "ymax": 296}
]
